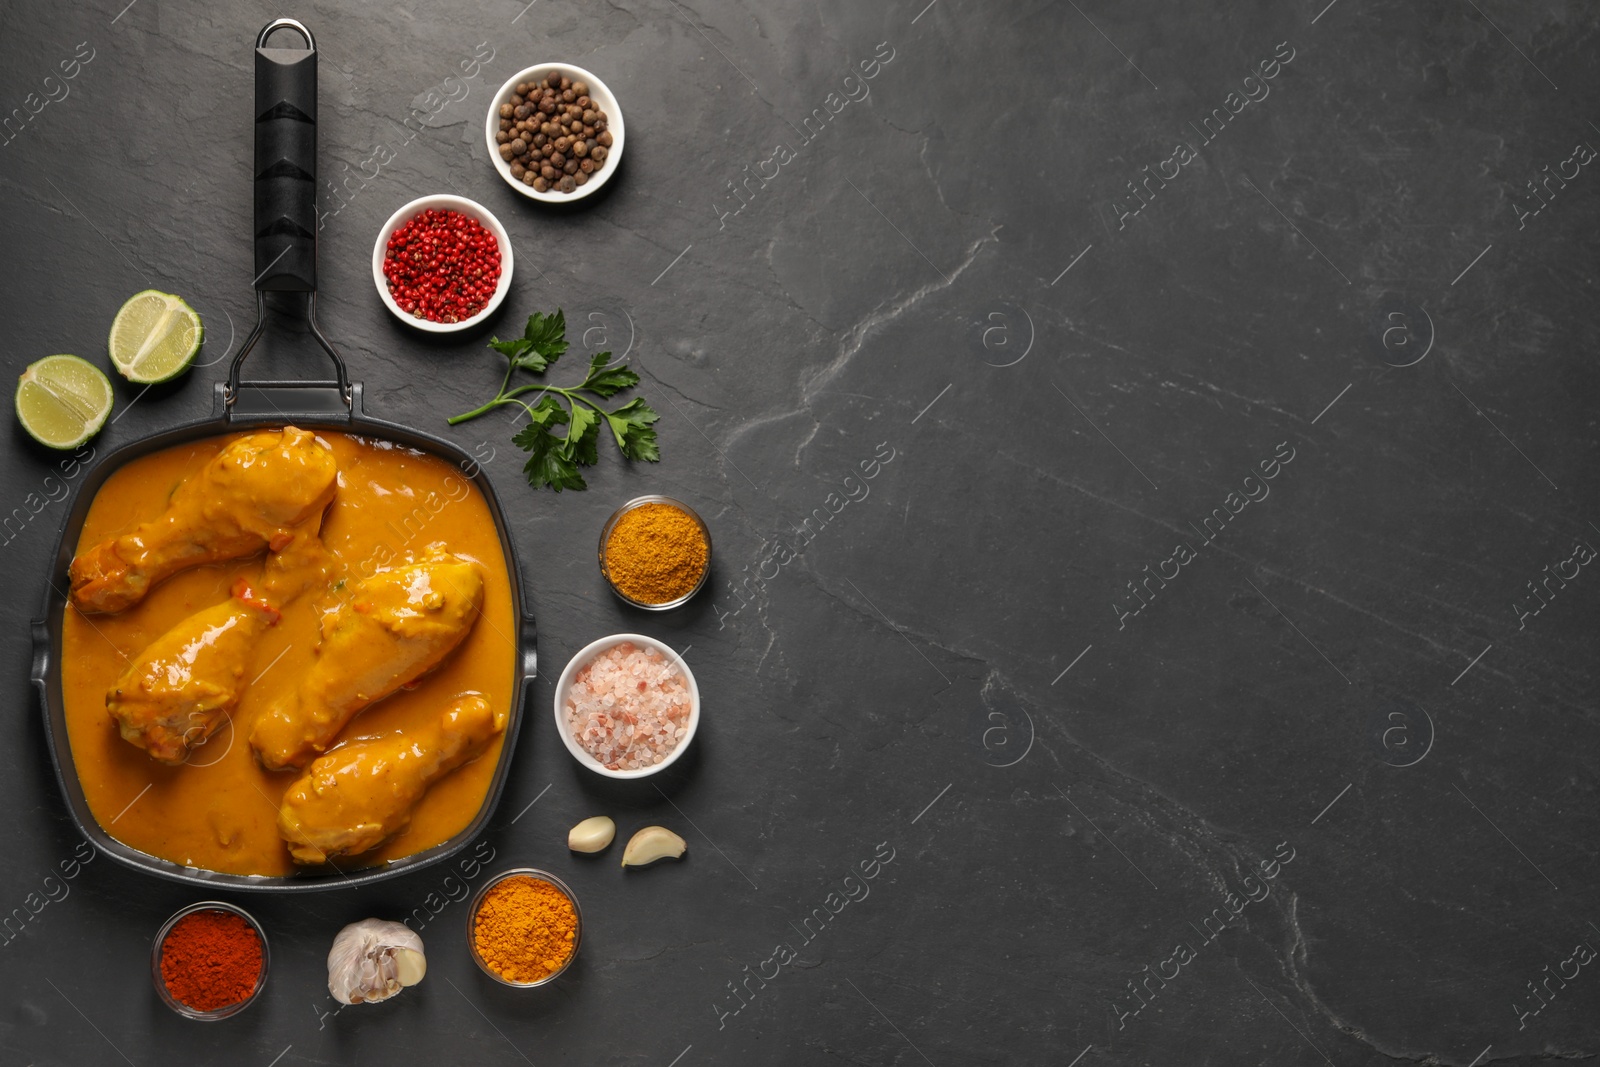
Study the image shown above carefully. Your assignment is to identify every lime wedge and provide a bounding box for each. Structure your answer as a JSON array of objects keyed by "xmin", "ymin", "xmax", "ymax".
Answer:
[
  {"xmin": 108, "ymin": 290, "xmax": 203, "ymax": 383},
  {"xmin": 16, "ymin": 354, "xmax": 114, "ymax": 449}
]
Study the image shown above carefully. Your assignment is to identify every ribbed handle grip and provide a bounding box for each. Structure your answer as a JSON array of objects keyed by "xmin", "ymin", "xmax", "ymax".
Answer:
[{"xmin": 253, "ymin": 20, "xmax": 317, "ymax": 292}]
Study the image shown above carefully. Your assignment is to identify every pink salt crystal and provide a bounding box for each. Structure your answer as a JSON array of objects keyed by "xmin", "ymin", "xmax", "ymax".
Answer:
[{"xmin": 565, "ymin": 642, "xmax": 693, "ymax": 771}]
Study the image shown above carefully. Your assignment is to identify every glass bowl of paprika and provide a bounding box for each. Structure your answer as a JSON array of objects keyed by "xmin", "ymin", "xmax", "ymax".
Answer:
[
  {"xmin": 466, "ymin": 868, "xmax": 583, "ymax": 987},
  {"xmin": 598, "ymin": 495, "xmax": 712, "ymax": 610},
  {"xmin": 151, "ymin": 901, "xmax": 269, "ymax": 1020}
]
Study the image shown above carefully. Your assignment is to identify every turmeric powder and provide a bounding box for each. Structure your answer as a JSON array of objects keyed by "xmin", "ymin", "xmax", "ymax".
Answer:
[
  {"xmin": 473, "ymin": 875, "xmax": 579, "ymax": 983},
  {"xmin": 602, "ymin": 501, "xmax": 709, "ymax": 605}
]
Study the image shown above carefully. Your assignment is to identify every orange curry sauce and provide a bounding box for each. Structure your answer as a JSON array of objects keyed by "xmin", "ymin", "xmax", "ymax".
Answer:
[{"xmin": 61, "ymin": 431, "xmax": 516, "ymax": 876}]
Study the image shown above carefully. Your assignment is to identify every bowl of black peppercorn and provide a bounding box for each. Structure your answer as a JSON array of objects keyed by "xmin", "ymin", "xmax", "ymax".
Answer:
[{"xmin": 485, "ymin": 63, "xmax": 623, "ymax": 202}]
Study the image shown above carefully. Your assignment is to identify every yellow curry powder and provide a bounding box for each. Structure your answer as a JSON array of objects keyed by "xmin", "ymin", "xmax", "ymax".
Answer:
[
  {"xmin": 604, "ymin": 502, "xmax": 709, "ymax": 604},
  {"xmin": 474, "ymin": 876, "xmax": 578, "ymax": 983}
]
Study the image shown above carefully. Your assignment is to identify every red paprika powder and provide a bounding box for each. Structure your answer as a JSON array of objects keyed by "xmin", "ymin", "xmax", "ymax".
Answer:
[{"xmin": 159, "ymin": 908, "xmax": 264, "ymax": 1012}]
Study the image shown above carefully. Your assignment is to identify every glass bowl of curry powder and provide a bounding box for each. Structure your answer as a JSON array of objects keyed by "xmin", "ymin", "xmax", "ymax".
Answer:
[
  {"xmin": 598, "ymin": 496, "xmax": 712, "ymax": 610},
  {"xmin": 467, "ymin": 869, "xmax": 582, "ymax": 987}
]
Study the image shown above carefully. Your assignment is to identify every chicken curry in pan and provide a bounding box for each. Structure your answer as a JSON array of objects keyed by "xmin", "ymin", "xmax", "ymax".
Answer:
[{"xmin": 60, "ymin": 428, "xmax": 516, "ymax": 877}]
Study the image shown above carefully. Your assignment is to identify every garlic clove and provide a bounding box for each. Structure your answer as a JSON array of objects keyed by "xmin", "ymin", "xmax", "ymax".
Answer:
[
  {"xmin": 393, "ymin": 946, "xmax": 427, "ymax": 987},
  {"xmin": 621, "ymin": 825, "xmax": 687, "ymax": 867},
  {"xmin": 568, "ymin": 815, "xmax": 616, "ymax": 853},
  {"xmin": 328, "ymin": 918, "xmax": 427, "ymax": 1005}
]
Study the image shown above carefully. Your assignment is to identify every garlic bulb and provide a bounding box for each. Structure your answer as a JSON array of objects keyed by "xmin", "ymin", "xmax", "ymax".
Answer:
[{"xmin": 327, "ymin": 919, "xmax": 427, "ymax": 1005}]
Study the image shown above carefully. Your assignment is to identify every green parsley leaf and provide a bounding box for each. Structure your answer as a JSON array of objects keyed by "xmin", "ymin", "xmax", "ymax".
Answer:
[
  {"xmin": 523, "ymin": 309, "xmax": 569, "ymax": 364},
  {"xmin": 489, "ymin": 309, "xmax": 570, "ymax": 373},
  {"xmin": 582, "ymin": 351, "xmax": 641, "ymax": 398},
  {"xmin": 512, "ymin": 395, "xmax": 586, "ymax": 492},
  {"xmin": 606, "ymin": 398, "xmax": 661, "ymax": 462},
  {"xmin": 487, "ymin": 336, "xmax": 528, "ymax": 359},
  {"xmin": 563, "ymin": 404, "xmax": 601, "ymax": 467}
]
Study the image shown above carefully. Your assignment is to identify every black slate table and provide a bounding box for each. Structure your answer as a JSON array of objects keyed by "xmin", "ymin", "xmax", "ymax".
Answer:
[{"xmin": 2, "ymin": 1, "xmax": 1597, "ymax": 1064}]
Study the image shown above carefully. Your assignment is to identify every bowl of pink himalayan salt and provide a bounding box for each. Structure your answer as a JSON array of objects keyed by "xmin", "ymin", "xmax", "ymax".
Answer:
[{"xmin": 554, "ymin": 635, "xmax": 700, "ymax": 779}]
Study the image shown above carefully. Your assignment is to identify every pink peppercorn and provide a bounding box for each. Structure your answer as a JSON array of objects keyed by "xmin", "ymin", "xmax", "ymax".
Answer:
[{"xmin": 382, "ymin": 208, "xmax": 502, "ymax": 324}]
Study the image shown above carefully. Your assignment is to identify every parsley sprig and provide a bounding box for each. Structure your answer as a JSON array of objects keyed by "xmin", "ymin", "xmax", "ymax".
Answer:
[{"xmin": 447, "ymin": 309, "xmax": 660, "ymax": 491}]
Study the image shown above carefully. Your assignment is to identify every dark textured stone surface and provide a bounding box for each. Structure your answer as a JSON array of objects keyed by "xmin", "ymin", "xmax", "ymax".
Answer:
[{"xmin": 2, "ymin": 0, "xmax": 1598, "ymax": 1064}]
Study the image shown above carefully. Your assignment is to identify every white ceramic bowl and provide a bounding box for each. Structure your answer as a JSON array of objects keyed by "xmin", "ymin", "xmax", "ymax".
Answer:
[
  {"xmin": 484, "ymin": 63, "xmax": 625, "ymax": 203},
  {"xmin": 553, "ymin": 634, "xmax": 698, "ymax": 779},
  {"xmin": 371, "ymin": 194, "xmax": 513, "ymax": 333}
]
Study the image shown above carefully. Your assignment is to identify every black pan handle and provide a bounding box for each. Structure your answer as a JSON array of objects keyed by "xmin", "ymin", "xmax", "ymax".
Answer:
[
  {"xmin": 226, "ymin": 20, "xmax": 350, "ymax": 411},
  {"xmin": 254, "ymin": 19, "xmax": 317, "ymax": 292}
]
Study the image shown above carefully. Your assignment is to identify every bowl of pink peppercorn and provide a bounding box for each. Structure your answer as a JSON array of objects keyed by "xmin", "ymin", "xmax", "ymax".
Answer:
[
  {"xmin": 372, "ymin": 194, "xmax": 514, "ymax": 333},
  {"xmin": 554, "ymin": 634, "xmax": 700, "ymax": 779}
]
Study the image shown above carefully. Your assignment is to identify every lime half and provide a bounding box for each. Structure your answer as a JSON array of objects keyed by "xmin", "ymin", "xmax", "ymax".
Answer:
[
  {"xmin": 108, "ymin": 290, "xmax": 203, "ymax": 383},
  {"xmin": 16, "ymin": 355, "xmax": 114, "ymax": 449}
]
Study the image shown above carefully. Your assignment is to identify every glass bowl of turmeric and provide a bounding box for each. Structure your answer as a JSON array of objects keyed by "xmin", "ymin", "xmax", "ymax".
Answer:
[
  {"xmin": 467, "ymin": 869, "xmax": 582, "ymax": 987},
  {"xmin": 598, "ymin": 495, "xmax": 712, "ymax": 610}
]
